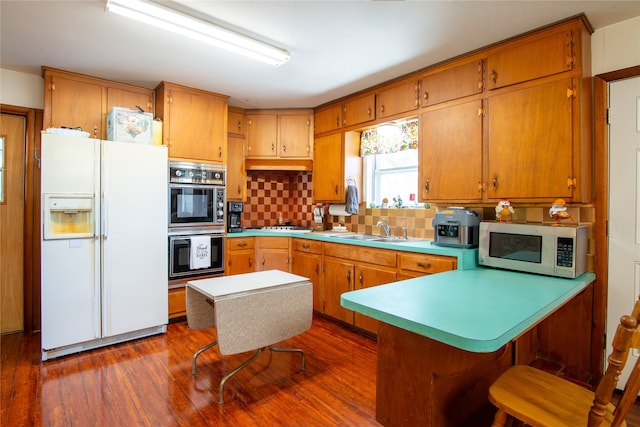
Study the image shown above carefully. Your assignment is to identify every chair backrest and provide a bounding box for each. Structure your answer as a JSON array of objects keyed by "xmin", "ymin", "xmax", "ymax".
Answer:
[{"xmin": 589, "ymin": 296, "xmax": 640, "ymax": 427}]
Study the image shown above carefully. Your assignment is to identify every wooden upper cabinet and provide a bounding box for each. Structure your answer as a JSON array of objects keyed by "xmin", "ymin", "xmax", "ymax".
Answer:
[
  {"xmin": 487, "ymin": 29, "xmax": 574, "ymax": 90},
  {"xmin": 155, "ymin": 82, "xmax": 228, "ymax": 163},
  {"xmin": 279, "ymin": 114, "xmax": 312, "ymax": 158},
  {"xmin": 487, "ymin": 78, "xmax": 574, "ymax": 200},
  {"xmin": 419, "ymin": 60, "xmax": 484, "ymax": 107},
  {"xmin": 226, "ymin": 135, "xmax": 246, "ymax": 201},
  {"xmin": 419, "ymin": 100, "xmax": 484, "ymax": 202},
  {"xmin": 228, "ymin": 107, "xmax": 245, "ymax": 137},
  {"xmin": 343, "ymin": 94, "xmax": 375, "ymax": 127},
  {"xmin": 314, "ymin": 103, "xmax": 342, "ymax": 134},
  {"xmin": 377, "ymin": 80, "xmax": 419, "ymax": 119},
  {"xmin": 313, "ymin": 133, "xmax": 343, "ymax": 202},
  {"xmin": 106, "ymin": 87, "xmax": 153, "ymax": 114},
  {"xmin": 246, "ymin": 113, "xmax": 278, "ymax": 157}
]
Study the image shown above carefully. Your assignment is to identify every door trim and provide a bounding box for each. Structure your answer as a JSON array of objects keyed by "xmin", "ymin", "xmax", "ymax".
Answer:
[
  {"xmin": 1, "ymin": 104, "xmax": 43, "ymax": 333},
  {"xmin": 593, "ymin": 65, "xmax": 640, "ymax": 382}
]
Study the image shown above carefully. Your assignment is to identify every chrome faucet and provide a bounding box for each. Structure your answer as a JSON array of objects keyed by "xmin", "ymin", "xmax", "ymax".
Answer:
[{"xmin": 376, "ymin": 218, "xmax": 391, "ymax": 237}]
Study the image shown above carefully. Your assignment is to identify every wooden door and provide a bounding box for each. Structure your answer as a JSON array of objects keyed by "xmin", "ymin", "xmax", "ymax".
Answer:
[
  {"xmin": 419, "ymin": 60, "xmax": 484, "ymax": 107},
  {"xmin": 0, "ymin": 113, "xmax": 25, "ymax": 333},
  {"xmin": 322, "ymin": 257, "xmax": 354, "ymax": 324},
  {"xmin": 278, "ymin": 114, "xmax": 311, "ymax": 158},
  {"xmin": 313, "ymin": 133, "xmax": 343, "ymax": 202},
  {"xmin": 377, "ymin": 80, "xmax": 419, "ymax": 119},
  {"xmin": 47, "ymin": 74, "xmax": 103, "ymax": 138},
  {"xmin": 246, "ymin": 114, "xmax": 277, "ymax": 157},
  {"xmin": 487, "ymin": 78, "xmax": 573, "ymax": 200},
  {"xmin": 420, "ymin": 100, "xmax": 483, "ymax": 202},
  {"xmin": 226, "ymin": 251, "xmax": 254, "ymax": 275},
  {"xmin": 314, "ymin": 104, "xmax": 342, "ymax": 134},
  {"xmin": 344, "ymin": 94, "xmax": 375, "ymax": 127},
  {"xmin": 353, "ymin": 264, "xmax": 396, "ymax": 334}
]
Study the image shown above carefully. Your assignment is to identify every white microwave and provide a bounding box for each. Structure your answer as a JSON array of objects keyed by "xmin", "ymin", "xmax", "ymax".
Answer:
[{"xmin": 478, "ymin": 222, "xmax": 587, "ymax": 278}]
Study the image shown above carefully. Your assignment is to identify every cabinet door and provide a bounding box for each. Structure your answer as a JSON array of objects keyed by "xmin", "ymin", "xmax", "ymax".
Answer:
[
  {"xmin": 228, "ymin": 108, "xmax": 245, "ymax": 136},
  {"xmin": 377, "ymin": 80, "xmax": 419, "ymax": 119},
  {"xmin": 279, "ymin": 114, "xmax": 312, "ymax": 158},
  {"xmin": 167, "ymin": 89, "xmax": 226, "ymax": 162},
  {"xmin": 246, "ymin": 114, "xmax": 277, "ymax": 157},
  {"xmin": 227, "ymin": 251, "xmax": 254, "ymax": 275},
  {"xmin": 107, "ymin": 87, "xmax": 153, "ymax": 114},
  {"xmin": 47, "ymin": 74, "xmax": 104, "ymax": 138},
  {"xmin": 313, "ymin": 133, "xmax": 343, "ymax": 202},
  {"xmin": 343, "ymin": 94, "xmax": 375, "ymax": 127},
  {"xmin": 292, "ymin": 251, "xmax": 322, "ymax": 312},
  {"xmin": 487, "ymin": 78, "xmax": 573, "ymax": 200},
  {"xmin": 487, "ymin": 30, "xmax": 573, "ymax": 90},
  {"xmin": 419, "ymin": 60, "xmax": 484, "ymax": 107},
  {"xmin": 353, "ymin": 265, "xmax": 396, "ymax": 334},
  {"xmin": 257, "ymin": 249, "xmax": 290, "ymax": 272},
  {"xmin": 226, "ymin": 136, "xmax": 246, "ymax": 200},
  {"xmin": 314, "ymin": 104, "xmax": 342, "ymax": 134},
  {"xmin": 322, "ymin": 258, "xmax": 354, "ymax": 324},
  {"xmin": 420, "ymin": 100, "xmax": 483, "ymax": 202}
]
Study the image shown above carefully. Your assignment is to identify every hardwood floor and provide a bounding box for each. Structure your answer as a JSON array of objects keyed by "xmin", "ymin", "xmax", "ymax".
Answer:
[{"xmin": 2, "ymin": 315, "xmax": 640, "ymax": 426}]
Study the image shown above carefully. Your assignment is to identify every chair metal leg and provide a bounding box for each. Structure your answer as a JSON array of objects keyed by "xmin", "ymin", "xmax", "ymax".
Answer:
[
  {"xmin": 192, "ymin": 340, "xmax": 217, "ymax": 375},
  {"xmin": 269, "ymin": 345, "xmax": 306, "ymax": 371},
  {"xmin": 219, "ymin": 347, "xmax": 265, "ymax": 404}
]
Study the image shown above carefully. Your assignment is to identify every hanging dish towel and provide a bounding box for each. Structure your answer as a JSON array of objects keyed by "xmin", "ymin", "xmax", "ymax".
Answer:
[
  {"xmin": 345, "ymin": 185, "xmax": 359, "ymax": 214},
  {"xmin": 190, "ymin": 235, "xmax": 211, "ymax": 270}
]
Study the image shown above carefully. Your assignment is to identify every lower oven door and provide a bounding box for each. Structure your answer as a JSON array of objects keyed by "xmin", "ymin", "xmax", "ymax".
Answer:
[{"xmin": 169, "ymin": 232, "xmax": 225, "ymax": 280}]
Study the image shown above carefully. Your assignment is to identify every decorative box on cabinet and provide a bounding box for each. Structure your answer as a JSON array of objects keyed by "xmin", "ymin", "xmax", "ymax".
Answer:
[
  {"xmin": 155, "ymin": 81, "xmax": 228, "ymax": 163},
  {"xmin": 226, "ymin": 237, "xmax": 255, "ymax": 276},
  {"xmin": 419, "ymin": 59, "xmax": 484, "ymax": 107},
  {"xmin": 313, "ymin": 131, "xmax": 361, "ymax": 203}
]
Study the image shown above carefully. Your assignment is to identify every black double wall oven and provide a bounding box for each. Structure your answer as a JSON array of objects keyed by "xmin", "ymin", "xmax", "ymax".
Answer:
[{"xmin": 168, "ymin": 161, "xmax": 226, "ymax": 286}]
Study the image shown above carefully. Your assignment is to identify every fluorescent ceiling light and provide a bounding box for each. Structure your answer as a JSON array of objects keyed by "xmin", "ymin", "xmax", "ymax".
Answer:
[{"xmin": 105, "ymin": 0, "xmax": 290, "ymax": 66}]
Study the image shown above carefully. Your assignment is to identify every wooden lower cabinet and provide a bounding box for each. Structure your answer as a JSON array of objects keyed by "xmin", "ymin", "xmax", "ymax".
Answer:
[
  {"xmin": 226, "ymin": 237, "xmax": 255, "ymax": 275},
  {"xmin": 291, "ymin": 239, "xmax": 323, "ymax": 312},
  {"xmin": 397, "ymin": 252, "xmax": 457, "ymax": 280},
  {"xmin": 256, "ymin": 236, "xmax": 290, "ymax": 272},
  {"xmin": 168, "ymin": 287, "xmax": 186, "ymax": 319},
  {"xmin": 353, "ymin": 265, "xmax": 396, "ymax": 334}
]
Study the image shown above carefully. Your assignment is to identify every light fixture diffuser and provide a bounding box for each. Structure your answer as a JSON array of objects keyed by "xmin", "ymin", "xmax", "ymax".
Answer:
[{"xmin": 105, "ymin": 0, "xmax": 290, "ymax": 66}]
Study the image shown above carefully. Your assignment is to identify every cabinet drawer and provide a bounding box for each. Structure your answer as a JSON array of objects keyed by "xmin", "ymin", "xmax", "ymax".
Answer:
[
  {"xmin": 168, "ymin": 287, "xmax": 186, "ymax": 318},
  {"xmin": 228, "ymin": 237, "xmax": 255, "ymax": 251},
  {"xmin": 292, "ymin": 238, "xmax": 322, "ymax": 254},
  {"xmin": 324, "ymin": 243, "xmax": 396, "ymax": 268},
  {"xmin": 257, "ymin": 236, "xmax": 290, "ymax": 249},
  {"xmin": 398, "ymin": 253, "xmax": 456, "ymax": 275}
]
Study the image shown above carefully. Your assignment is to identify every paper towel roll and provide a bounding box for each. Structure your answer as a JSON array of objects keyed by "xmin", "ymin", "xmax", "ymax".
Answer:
[{"xmin": 328, "ymin": 204, "xmax": 351, "ymax": 216}]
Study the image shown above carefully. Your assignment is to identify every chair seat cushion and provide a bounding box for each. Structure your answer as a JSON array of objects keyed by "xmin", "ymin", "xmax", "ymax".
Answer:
[{"xmin": 489, "ymin": 365, "xmax": 619, "ymax": 427}]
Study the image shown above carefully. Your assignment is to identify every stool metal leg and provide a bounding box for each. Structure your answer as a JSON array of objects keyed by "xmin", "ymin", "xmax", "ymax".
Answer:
[
  {"xmin": 192, "ymin": 340, "xmax": 217, "ymax": 375},
  {"xmin": 269, "ymin": 345, "xmax": 306, "ymax": 371},
  {"xmin": 219, "ymin": 347, "xmax": 265, "ymax": 404}
]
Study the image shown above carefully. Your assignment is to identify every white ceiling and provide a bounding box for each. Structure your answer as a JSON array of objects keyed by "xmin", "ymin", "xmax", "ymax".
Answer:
[{"xmin": 2, "ymin": 1, "xmax": 640, "ymax": 109}]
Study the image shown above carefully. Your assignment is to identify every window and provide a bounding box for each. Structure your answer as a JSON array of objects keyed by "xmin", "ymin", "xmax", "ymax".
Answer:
[{"xmin": 361, "ymin": 119, "xmax": 419, "ymax": 207}]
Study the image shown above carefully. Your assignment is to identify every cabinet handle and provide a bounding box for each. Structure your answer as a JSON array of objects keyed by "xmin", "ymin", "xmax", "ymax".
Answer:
[
  {"xmin": 347, "ymin": 270, "xmax": 351, "ymax": 284},
  {"xmin": 491, "ymin": 69, "xmax": 498, "ymax": 84},
  {"xmin": 237, "ymin": 185, "xmax": 241, "ymax": 195},
  {"xmin": 478, "ymin": 182, "xmax": 484, "ymax": 193},
  {"xmin": 367, "ymin": 108, "xmax": 371, "ymax": 117},
  {"xmin": 424, "ymin": 179, "xmax": 430, "ymax": 193},
  {"xmin": 93, "ymin": 126, "xmax": 98, "ymax": 137},
  {"xmin": 218, "ymin": 146, "xmax": 222, "ymax": 158},
  {"xmin": 423, "ymin": 90, "xmax": 429, "ymax": 103},
  {"xmin": 302, "ymin": 243, "xmax": 310, "ymax": 249},
  {"xmin": 567, "ymin": 176, "xmax": 577, "ymax": 189},
  {"xmin": 335, "ymin": 185, "xmax": 339, "ymax": 195},
  {"xmin": 282, "ymin": 144, "xmax": 286, "ymax": 153},
  {"xmin": 336, "ymin": 116, "xmax": 340, "ymax": 127},
  {"xmin": 359, "ymin": 272, "xmax": 363, "ymax": 285},
  {"xmin": 478, "ymin": 80, "xmax": 484, "ymax": 91},
  {"xmin": 492, "ymin": 176, "xmax": 499, "ymax": 189},
  {"xmin": 237, "ymin": 121, "xmax": 242, "ymax": 131},
  {"xmin": 272, "ymin": 142, "xmax": 275, "ymax": 152},
  {"xmin": 315, "ymin": 264, "xmax": 319, "ymax": 275},
  {"xmin": 261, "ymin": 256, "xmax": 265, "ymax": 266},
  {"xmin": 380, "ymin": 105, "xmax": 385, "ymax": 114},
  {"xmin": 238, "ymin": 242, "xmax": 247, "ymax": 248},
  {"xmin": 249, "ymin": 258, "xmax": 253, "ymax": 267},
  {"xmin": 417, "ymin": 262, "xmax": 432, "ymax": 269}
]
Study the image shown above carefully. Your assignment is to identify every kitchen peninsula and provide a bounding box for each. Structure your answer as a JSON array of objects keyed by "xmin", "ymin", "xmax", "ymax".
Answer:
[{"xmin": 341, "ymin": 269, "xmax": 596, "ymax": 426}]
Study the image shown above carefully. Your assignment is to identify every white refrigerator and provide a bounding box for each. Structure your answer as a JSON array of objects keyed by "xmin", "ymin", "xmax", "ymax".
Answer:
[{"xmin": 41, "ymin": 132, "xmax": 168, "ymax": 360}]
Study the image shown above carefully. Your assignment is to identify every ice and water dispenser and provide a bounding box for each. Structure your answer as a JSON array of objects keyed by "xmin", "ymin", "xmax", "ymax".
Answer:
[{"xmin": 43, "ymin": 194, "xmax": 94, "ymax": 240}]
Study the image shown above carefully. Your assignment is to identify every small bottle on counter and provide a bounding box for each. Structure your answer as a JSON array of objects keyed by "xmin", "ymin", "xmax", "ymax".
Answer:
[{"xmin": 278, "ymin": 213, "xmax": 283, "ymax": 225}]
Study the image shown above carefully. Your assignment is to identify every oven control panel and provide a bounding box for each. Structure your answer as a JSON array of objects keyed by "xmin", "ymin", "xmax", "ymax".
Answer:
[{"xmin": 169, "ymin": 161, "xmax": 225, "ymax": 185}]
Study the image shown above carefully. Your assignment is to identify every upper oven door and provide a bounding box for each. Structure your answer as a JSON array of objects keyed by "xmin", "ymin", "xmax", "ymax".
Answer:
[{"xmin": 169, "ymin": 183, "xmax": 216, "ymax": 227}]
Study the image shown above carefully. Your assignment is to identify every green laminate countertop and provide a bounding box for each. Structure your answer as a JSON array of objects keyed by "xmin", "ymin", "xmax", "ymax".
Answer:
[
  {"xmin": 341, "ymin": 268, "xmax": 595, "ymax": 353},
  {"xmin": 227, "ymin": 230, "xmax": 478, "ymax": 270}
]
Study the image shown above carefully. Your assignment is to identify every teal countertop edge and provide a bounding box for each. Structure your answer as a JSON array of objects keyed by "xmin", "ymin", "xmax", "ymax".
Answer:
[
  {"xmin": 227, "ymin": 230, "xmax": 478, "ymax": 271},
  {"xmin": 341, "ymin": 268, "xmax": 596, "ymax": 353}
]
